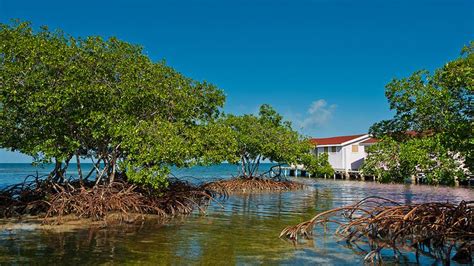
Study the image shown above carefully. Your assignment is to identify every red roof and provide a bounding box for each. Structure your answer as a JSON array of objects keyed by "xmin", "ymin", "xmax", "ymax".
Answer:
[
  {"xmin": 402, "ymin": 130, "xmax": 433, "ymax": 137},
  {"xmin": 385, "ymin": 130, "xmax": 433, "ymax": 138},
  {"xmin": 310, "ymin": 134, "xmax": 366, "ymax": 145},
  {"xmin": 360, "ymin": 138, "xmax": 379, "ymax": 145}
]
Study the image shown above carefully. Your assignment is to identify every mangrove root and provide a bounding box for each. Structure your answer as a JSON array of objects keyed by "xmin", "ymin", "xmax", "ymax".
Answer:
[
  {"xmin": 205, "ymin": 177, "xmax": 305, "ymax": 194},
  {"xmin": 280, "ymin": 196, "xmax": 473, "ymax": 264},
  {"xmin": 0, "ymin": 177, "xmax": 224, "ymax": 224}
]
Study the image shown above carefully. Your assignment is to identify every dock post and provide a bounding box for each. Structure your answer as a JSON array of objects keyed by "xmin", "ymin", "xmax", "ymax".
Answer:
[{"xmin": 344, "ymin": 171, "xmax": 349, "ymax": 180}]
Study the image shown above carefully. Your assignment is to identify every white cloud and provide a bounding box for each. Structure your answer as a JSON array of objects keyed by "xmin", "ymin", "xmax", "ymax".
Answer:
[{"xmin": 299, "ymin": 99, "xmax": 337, "ymax": 128}]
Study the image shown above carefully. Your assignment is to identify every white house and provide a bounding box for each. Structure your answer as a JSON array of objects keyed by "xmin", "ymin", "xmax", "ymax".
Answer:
[{"xmin": 310, "ymin": 134, "xmax": 377, "ymax": 173}]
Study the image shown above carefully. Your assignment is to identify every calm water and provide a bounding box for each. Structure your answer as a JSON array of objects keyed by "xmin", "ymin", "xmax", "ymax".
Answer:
[
  {"xmin": 0, "ymin": 163, "xmax": 246, "ymax": 188},
  {"xmin": 0, "ymin": 164, "xmax": 472, "ymax": 265}
]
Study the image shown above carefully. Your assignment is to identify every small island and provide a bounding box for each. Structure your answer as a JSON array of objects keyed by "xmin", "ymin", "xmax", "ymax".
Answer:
[{"xmin": 0, "ymin": 4, "xmax": 472, "ymax": 265}]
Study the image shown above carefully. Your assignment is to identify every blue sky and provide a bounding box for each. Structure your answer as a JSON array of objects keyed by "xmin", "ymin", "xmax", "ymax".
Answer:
[{"xmin": 0, "ymin": 0, "xmax": 473, "ymax": 163}]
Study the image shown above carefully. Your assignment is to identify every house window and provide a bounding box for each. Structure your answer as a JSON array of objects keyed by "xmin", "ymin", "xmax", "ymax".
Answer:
[
  {"xmin": 352, "ymin": 145, "xmax": 359, "ymax": 153},
  {"xmin": 331, "ymin": 146, "xmax": 337, "ymax": 153},
  {"xmin": 323, "ymin": 147, "xmax": 329, "ymax": 153}
]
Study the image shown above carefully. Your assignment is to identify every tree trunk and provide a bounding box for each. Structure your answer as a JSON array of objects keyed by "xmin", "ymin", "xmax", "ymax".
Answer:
[
  {"xmin": 76, "ymin": 154, "xmax": 83, "ymax": 185},
  {"xmin": 241, "ymin": 155, "xmax": 247, "ymax": 178},
  {"xmin": 51, "ymin": 159, "xmax": 62, "ymax": 183},
  {"xmin": 108, "ymin": 144, "xmax": 120, "ymax": 184},
  {"xmin": 95, "ymin": 157, "xmax": 109, "ymax": 187},
  {"xmin": 84, "ymin": 158, "xmax": 102, "ymax": 181},
  {"xmin": 59, "ymin": 155, "xmax": 73, "ymax": 183},
  {"xmin": 251, "ymin": 156, "xmax": 261, "ymax": 177}
]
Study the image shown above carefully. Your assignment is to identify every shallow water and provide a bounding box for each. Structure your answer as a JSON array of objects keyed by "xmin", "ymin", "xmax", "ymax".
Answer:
[{"xmin": 0, "ymin": 164, "xmax": 473, "ymax": 265}]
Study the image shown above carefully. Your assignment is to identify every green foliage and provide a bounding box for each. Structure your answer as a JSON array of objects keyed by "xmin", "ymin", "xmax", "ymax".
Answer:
[
  {"xmin": 362, "ymin": 136, "xmax": 466, "ymax": 185},
  {"xmin": 223, "ymin": 105, "xmax": 332, "ymax": 178},
  {"xmin": 369, "ymin": 42, "xmax": 473, "ymax": 173},
  {"xmin": 361, "ymin": 137, "xmax": 405, "ymax": 183},
  {"xmin": 0, "ymin": 21, "xmax": 234, "ymax": 189},
  {"xmin": 365, "ymin": 42, "xmax": 473, "ymax": 185},
  {"xmin": 118, "ymin": 120, "xmax": 237, "ymax": 189},
  {"xmin": 301, "ymin": 152, "xmax": 334, "ymax": 177}
]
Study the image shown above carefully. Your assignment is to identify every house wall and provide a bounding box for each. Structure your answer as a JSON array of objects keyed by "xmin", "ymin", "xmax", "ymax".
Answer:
[
  {"xmin": 342, "ymin": 142, "xmax": 368, "ymax": 170},
  {"xmin": 316, "ymin": 146, "xmax": 343, "ymax": 170},
  {"xmin": 314, "ymin": 135, "xmax": 371, "ymax": 172}
]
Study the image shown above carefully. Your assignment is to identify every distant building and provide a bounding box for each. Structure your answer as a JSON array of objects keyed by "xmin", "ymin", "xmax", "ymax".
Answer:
[{"xmin": 310, "ymin": 134, "xmax": 378, "ymax": 173}]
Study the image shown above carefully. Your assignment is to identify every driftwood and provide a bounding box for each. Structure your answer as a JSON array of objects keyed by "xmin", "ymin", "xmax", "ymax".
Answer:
[{"xmin": 280, "ymin": 196, "xmax": 473, "ymax": 264}]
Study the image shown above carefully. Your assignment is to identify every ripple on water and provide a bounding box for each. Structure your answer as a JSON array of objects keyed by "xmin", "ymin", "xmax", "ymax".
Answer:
[{"xmin": 0, "ymin": 178, "xmax": 472, "ymax": 265}]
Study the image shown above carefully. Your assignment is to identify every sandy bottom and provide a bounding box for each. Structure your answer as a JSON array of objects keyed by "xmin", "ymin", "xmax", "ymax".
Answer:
[{"xmin": 0, "ymin": 213, "xmax": 167, "ymax": 233}]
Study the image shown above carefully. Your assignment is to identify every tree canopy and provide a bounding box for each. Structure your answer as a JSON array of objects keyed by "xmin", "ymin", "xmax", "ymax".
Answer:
[
  {"xmin": 224, "ymin": 104, "xmax": 333, "ymax": 178},
  {"xmin": 364, "ymin": 42, "xmax": 473, "ymax": 185},
  {"xmin": 361, "ymin": 135, "xmax": 466, "ymax": 185},
  {"xmin": 0, "ymin": 21, "xmax": 235, "ymax": 189},
  {"xmin": 0, "ymin": 21, "xmax": 326, "ymax": 189}
]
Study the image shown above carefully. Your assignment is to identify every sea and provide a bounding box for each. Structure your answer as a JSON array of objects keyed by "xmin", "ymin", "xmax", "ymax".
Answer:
[{"xmin": 0, "ymin": 163, "xmax": 274, "ymax": 188}]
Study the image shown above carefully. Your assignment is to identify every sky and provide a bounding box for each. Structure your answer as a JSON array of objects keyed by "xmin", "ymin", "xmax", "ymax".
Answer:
[{"xmin": 0, "ymin": 0, "xmax": 473, "ymax": 163}]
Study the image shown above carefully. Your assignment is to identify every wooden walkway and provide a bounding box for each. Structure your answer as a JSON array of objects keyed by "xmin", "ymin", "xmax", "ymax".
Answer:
[
  {"xmin": 280, "ymin": 166, "xmax": 363, "ymax": 180},
  {"xmin": 279, "ymin": 166, "xmax": 473, "ymax": 185}
]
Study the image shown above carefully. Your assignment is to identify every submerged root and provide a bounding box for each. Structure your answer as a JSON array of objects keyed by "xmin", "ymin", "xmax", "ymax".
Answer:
[
  {"xmin": 205, "ymin": 177, "xmax": 305, "ymax": 194},
  {"xmin": 0, "ymin": 178, "xmax": 224, "ymax": 224},
  {"xmin": 0, "ymin": 175, "xmax": 52, "ymax": 217},
  {"xmin": 280, "ymin": 196, "xmax": 473, "ymax": 264}
]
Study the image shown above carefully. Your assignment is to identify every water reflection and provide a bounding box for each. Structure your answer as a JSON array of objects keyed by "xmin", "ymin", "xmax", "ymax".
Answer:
[{"xmin": 0, "ymin": 179, "xmax": 472, "ymax": 265}]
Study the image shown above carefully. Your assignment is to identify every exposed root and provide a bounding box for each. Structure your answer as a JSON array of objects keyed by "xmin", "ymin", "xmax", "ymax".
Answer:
[
  {"xmin": 280, "ymin": 196, "xmax": 473, "ymax": 264},
  {"xmin": 0, "ymin": 174, "xmax": 52, "ymax": 217},
  {"xmin": 205, "ymin": 177, "xmax": 305, "ymax": 194},
  {"xmin": 0, "ymin": 177, "xmax": 224, "ymax": 224}
]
